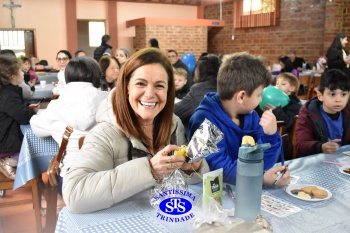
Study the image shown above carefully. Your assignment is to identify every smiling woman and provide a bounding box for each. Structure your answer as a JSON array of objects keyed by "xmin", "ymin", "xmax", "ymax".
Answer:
[{"xmin": 63, "ymin": 48, "xmax": 209, "ymax": 214}]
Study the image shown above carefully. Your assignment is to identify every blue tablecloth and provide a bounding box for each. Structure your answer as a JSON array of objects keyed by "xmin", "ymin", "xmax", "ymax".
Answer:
[
  {"xmin": 55, "ymin": 146, "xmax": 350, "ymax": 233},
  {"xmin": 13, "ymin": 125, "xmax": 59, "ymax": 190}
]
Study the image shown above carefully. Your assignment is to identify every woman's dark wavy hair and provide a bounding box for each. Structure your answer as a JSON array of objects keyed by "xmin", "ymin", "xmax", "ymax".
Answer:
[
  {"xmin": 56, "ymin": 50, "xmax": 72, "ymax": 60},
  {"xmin": 279, "ymin": 56, "xmax": 295, "ymax": 73},
  {"xmin": 112, "ymin": 48, "xmax": 175, "ymax": 153},
  {"xmin": 194, "ymin": 54, "xmax": 220, "ymax": 86},
  {"xmin": 64, "ymin": 56, "xmax": 102, "ymax": 88},
  {"xmin": 328, "ymin": 33, "xmax": 347, "ymax": 51}
]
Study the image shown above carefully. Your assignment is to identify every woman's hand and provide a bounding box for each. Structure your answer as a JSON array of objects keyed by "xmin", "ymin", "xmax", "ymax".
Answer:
[
  {"xmin": 180, "ymin": 160, "xmax": 202, "ymax": 173},
  {"xmin": 263, "ymin": 166, "xmax": 290, "ymax": 187},
  {"xmin": 260, "ymin": 109, "xmax": 277, "ymax": 135},
  {"xmin": 150, "ymin": 145, "xmax": 186, "ymax": 178}
]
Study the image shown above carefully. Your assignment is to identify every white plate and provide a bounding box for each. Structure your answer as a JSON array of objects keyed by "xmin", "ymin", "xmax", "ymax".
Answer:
[
  {"xmin": 339, "ymin": 166, "xmax": 350, "ymax": 176},
  {"xmin": 285, "ymin": 184, "xmax": 332, "ymax": 202},
  {"xmin": 342, "ymin": 151, "xmax": 350, "ymax": 156}
]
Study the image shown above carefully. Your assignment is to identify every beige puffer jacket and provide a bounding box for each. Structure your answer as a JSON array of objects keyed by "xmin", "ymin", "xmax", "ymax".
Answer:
[{"xmin": 63, "ymin": 89, "xmax": 208, "ymax": 213}]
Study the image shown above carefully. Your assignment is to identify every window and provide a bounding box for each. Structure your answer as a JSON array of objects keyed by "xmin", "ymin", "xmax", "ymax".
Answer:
[
  {"xmin": 88, "ymin": 21, "xmax": 105, "ymax": 47},
  {"xmin": 234, "ymin": 0, "xmax": 279, "ymax": 28},
  {"xmin": 0, "ymin": 30, "xmax": 25, "ymax": 56}
]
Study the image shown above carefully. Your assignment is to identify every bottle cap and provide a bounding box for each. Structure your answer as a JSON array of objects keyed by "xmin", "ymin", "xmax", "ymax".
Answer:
[{"xmin": 238, "ymin": 136, "xmax": 271, "ymax": 161}]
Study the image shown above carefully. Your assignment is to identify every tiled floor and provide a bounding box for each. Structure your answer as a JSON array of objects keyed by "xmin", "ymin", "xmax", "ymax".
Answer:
[{"xmin": 0, "ymin": 178, "xmax": 65, "ymax": 233}]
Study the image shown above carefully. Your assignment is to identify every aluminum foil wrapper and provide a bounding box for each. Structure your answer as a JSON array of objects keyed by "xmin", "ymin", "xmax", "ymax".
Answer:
[
  {"xmin": 149, "ymin": 170, "xmax": 188, "ymax": 208},
  {"xmin": 187, "ymin": 118, "xmax": 224, "ymax": 163}
]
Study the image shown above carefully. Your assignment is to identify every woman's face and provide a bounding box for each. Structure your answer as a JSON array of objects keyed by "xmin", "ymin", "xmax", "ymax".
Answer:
[
  {"xmin": 340, "ymin": 37, "xmax": 348, "ymax": 48},
  {"xmin": 11, "ymin": 68, "xmax": 24, "ymax": 85},
  {"xmin": 115, "ymin": 50, "xmax": 127, "ymax": 64},
  {"xmin": 105, "ymin": 59, "xmax": 119, "ymax": 83},
  {"xmin": 127, "ymin": 63, "xmax": 168, "ymax": 125},
  {"xmin": 56, "ymin": 52, "xmax": 70, "ymax": 71},
  {"xmin": 279, "ymin": 61, "xmax": 285, "ymax": 69}
]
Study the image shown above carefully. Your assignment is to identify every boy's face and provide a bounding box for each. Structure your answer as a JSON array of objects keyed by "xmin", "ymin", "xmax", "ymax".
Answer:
[
  {"xmin": 240, "ymin": 85, "xmax": 264, "ymax": 114},
  {"xmin": 318, "ymin": 88, "xmax": 350, "ymax": 114},
  {"xmin": 275, "ymin": 78, "xmax": 295, "ymax": 95},
  {"xmin": 174, "ymin": 74, "xmax": 187, "ymax": 91},
  {"xmin": 22, "ymin": 61, "xmax": 31, "ymax": 71}
]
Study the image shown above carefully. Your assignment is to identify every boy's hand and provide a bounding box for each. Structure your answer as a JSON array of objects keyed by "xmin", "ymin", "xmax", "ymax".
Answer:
[
  {"xmin": 262, "ymin": 103, "xmax": 276, "ymax": 111},
  {"xmin": 322, "ymin": 139, "xmax": 341, "ymax": 154},
  {"xmin": 260, "ymin": 109, "xmax": 277, "ymax": 135}
]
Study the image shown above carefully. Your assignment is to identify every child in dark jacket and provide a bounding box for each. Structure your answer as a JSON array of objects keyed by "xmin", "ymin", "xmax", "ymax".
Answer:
[
  {"xmin": 174, "ymin": 68, "xmax": 189, "ymax": 102},
  {"xmin": 296, "ymin": 69, "xmax": 350, "ymax": 157},
  {"xmin": 273, "ymin": 73, "xmax": 302, "ymax": 133}
]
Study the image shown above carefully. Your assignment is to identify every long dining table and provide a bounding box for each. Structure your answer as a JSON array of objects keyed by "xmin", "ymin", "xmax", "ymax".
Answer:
[{"xmin": 55, "ymin": 146, "xmax": 350, "ymax": 233}]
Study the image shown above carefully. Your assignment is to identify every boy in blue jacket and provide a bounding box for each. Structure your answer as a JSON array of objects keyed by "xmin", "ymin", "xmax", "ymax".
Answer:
[{"xmin": 188, "ymin": 52, "xmax": 282, "ymax": 185}]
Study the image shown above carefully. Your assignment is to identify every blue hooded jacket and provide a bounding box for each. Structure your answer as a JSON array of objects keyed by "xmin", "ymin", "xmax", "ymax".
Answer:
[{"xmin": 188, "ymin": 92, "xmax": 281, "ymax": 184}]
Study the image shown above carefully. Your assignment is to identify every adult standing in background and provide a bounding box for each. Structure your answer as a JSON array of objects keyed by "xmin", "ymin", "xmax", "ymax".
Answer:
[
  {"xmin": 52, "ymin": 50, "xmax": 72, "ymax": 95},
  {"xmin": 288, "ymin": 50, "xmax": 309, "ymax": 72},
  {"xmin": 93, "ymin": 34, "xmax": 113, "ymax": 62},
  {"xmin": 115, "ymin": 48, "xmax": 130, "ymax": 67},
  {"xmin": 326, "ymin": 33, "xmax": 350, "ymax": 78},
  {"xmin": 167, "ymin": 49, "xmax": 193, "ymax": 87}
]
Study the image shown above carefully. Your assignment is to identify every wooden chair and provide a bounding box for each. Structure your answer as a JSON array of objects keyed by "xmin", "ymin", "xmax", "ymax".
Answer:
[
  {"xmin": 281, "ymin": 133, "xmax": 292, "ymax": 161},
  {"xmin": 0, "ymin": 173, "xmax": 42, "ymax": 233},
  {"xmin": 277, "ymin": 121, "xmax": 286, "ymax": 136},
  {"xmin": 78, "ymin": 136, "xmax": 85, "ymax": 150},
  {"xmin": 291, "ymin": 115, "xmax": 299, "ymax": 159},
  {"xmin": 297, "ymin": 74, "xmax": 311, "ymax": 100},
  {"xmin": 307, "ymin": 74, "xmax": 321, "ymax": 100}
]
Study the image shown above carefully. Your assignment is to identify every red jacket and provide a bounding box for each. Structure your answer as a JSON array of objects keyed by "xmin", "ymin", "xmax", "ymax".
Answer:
[{"xmin": 296, "ymin": 97, "xmax": 350, "ymax": 157}]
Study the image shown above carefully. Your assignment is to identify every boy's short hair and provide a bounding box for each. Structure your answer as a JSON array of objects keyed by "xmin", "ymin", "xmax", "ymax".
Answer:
[
  {"xmin": 276, "ymin": 72, "xmax": 300, "ymax": 91},
  {"xmin": 21, "ymin": 56, "xmax": 31, "ymax": 64},
  {"xmin": 319, "ymin": 69, "xmax": 350, "ymax": 93},
  {"xmin": 173, "ymin": 68, "xmax": 187, "ymax": 79},
  {"xmin": 218, "ymin": 52, "xmax": 271, "ymax": 100}
]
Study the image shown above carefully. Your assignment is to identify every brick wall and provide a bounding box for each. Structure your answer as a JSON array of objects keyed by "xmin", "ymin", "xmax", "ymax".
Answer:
[
  {"xmin": 204, "ymin": 0, "xmax": 350, "ymax": 67},
  {"xmin": 133, "ymin": 24, "xmax": 208, "ymax": 59}
]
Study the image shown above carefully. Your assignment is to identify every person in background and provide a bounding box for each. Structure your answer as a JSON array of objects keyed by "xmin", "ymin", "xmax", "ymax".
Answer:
[
  {"xmin": 174, "ymin": 67, "xmax": 189, "ymax": 102},
  {"xmin": 258, "ymin": 72, "xmax": 302, "ymax": 160},
  {"xmin": 188, "ymin": 52, "xmax": 287, "ymax": 186},
  {"xmin": 52, "ymin": 50, "xmax": 72, "ymax": 95},
  {"xmin": 21, "ymin": 56, "xmax": 38, "ymax": 83},
  {"xmin": 148, "ymin": 38, "xmax": 160, "ymax": 49},
  {"xmin": 296, "ymin": 69, "xmax": 350, "ymax": 157},
  {"xmin": 279, "ymin": 56, "xmax": 298, "ymax": 77},
  {"xmin": 0, "ymin": 55, "xmax": 39, "ymax": 180},
  {"xmin": 74, "ymin": 50, "xmax": 86, "ymax": 58},
  {"xmin": 115, "ymin": 48, "xmax": 130, "ymax": 67},
  {"xmin": 174, "ymin": 54, "xmax": 220, "ymax": 132},
  {"xmin": 93, "ymin": 34, "xmax": 112, "ymax": 62},
  {"xmin": 315, "ymin": 55, "xmax": 327, "ymax": 73},
  {"xmin": 99, "ymin": 55, "xmax": 120, "ymax": 92},
  {"xmin": 326, "ymin": 33, "xmax": 350, "ymax": 78},
  {"xmin": 167, "ymin": 49, "xmax": 192, "ymax": 87},
  {"xmin": 30, "ymin": 56, "xmax": 108, "ymax": 195},
  {"xmin": 288, "ymin": 50, "xmax": 309, "ymax": 72},
  {"xmin": 62, "ymin": 48, "xmax": 207, "ymax": 214}
]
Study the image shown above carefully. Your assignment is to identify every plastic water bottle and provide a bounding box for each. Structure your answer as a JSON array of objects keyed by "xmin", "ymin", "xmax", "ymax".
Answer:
[
  {"xmin": 235, "ymin": 136, "xmax": 271, "ymax": 221},
  {"xmin": 302, "ymin": 63, "xmax": 307, "ymax": 71}
]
